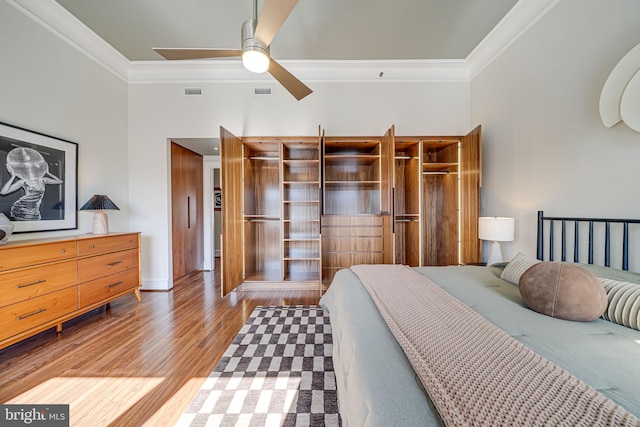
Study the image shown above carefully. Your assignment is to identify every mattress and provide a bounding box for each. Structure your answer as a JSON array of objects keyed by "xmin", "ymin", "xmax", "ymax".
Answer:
[{"xmin": 319, "ymin": 265, "xmax": 640, "ymax": 426}]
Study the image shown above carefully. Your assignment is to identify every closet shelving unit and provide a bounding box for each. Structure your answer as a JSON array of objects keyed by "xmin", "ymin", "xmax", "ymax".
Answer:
[
  {"xmin": 321, "ymin": 137, "xmax": 389, "ymax": 287},
  {"xmin": 220, "ymin": 125, "xmax": 481, "ymax": 295},
  {"xmin": 282, "ymin": 141, "xmax": 321, "ymax": 283},
  {"xmin": 421, "ymin": 139, "xmax": 461, "ymax": 266},
  {"xmin": 393, "ymin": 139, "xmax": 422, "ymax": 267},
  {"xmin": 242, "ymin": 140, "xmax": 282, "ymax": 282},
  {"xmin": 322, "ymin": 138, "xmax": 382, "ymax": 215}
]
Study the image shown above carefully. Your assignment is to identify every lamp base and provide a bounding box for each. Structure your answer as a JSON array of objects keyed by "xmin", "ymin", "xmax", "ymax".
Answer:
[
  {"xmin": 486, "ymin": 241, "xmax": 504, "ymax": 266},
  {"xmin": 93, "ymin": 210, "xmax": 109, "ymax": 234}
]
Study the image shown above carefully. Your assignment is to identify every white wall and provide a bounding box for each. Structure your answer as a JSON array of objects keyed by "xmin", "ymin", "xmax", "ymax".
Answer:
[
  {"xmin": 129, "ymin": 81, "xmax": 471, "ymax": 289},
  {"xmin": 471, "ymin": 0, "xmax": 640, "ymax": 265},
  {"xmin": 0, "ymin": 1, "xmax": 129, "ymax": 240}
]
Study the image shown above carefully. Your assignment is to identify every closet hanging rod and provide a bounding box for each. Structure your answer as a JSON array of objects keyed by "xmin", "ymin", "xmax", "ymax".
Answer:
[{"xmin": 422, "ymin": 171, "xmax": 452, "ymax": 175}]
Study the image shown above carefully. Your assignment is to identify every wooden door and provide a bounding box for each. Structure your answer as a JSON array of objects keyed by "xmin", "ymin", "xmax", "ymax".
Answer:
[
  {"xmin": 220, "ymin": 127, "xmax": 244, "ymax": 295},
  {"xmin": 459, "ymin": 125, "xmax": 482, "ymax": 264},
  {"xmin": 171, "ymin": 142, "xmax": 204, "ymax": 281}
]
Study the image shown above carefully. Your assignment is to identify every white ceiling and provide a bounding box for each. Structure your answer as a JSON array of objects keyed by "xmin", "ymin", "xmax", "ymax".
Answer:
[
  {"xmin": 22, "ymin": 0, "xmax": 543, "ymax": 156},
  {"xmin": 54, "ymin": 0, "xmax": 519, "ymax": 62},
  {"xmin": 47, "ymin": 0, "xmax": 521, "ymax": 156}
]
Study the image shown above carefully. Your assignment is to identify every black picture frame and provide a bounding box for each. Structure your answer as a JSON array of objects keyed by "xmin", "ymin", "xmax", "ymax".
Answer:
[
  {"xmin": 0, "ymin": 122, "xmax": 78, "ymax": 233},
  {"xmin": 214, "ymin": 187, "xmax": 222, "ymax": 211}
]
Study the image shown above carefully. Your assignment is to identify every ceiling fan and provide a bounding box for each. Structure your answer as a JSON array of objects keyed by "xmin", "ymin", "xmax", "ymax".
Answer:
[{"xmin": 153, "ymin": 0, "xmax": 312, "ymax": 101}]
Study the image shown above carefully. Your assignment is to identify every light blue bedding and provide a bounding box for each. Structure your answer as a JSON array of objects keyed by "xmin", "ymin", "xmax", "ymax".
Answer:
[{"xmin": 320, "ymin": 265, "xmax": 640, "ymax": 426}]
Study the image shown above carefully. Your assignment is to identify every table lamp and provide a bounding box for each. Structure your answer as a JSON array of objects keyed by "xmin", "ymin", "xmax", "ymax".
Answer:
[
  {"xmin": 478, "ymin": 217, "xmax": 515, "ymax": 265},
  {"xmin": 80, "ymin": 195, "xmax": 120, "ymax": 234}
]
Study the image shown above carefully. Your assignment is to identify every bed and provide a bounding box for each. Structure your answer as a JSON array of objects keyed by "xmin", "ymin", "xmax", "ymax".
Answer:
[{"xmin": 319, "ymin": 211, "xmax": 640, "ymax": 426}]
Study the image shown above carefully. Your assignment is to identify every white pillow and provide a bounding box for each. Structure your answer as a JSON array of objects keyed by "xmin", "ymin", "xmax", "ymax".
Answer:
[
  {"xmin": 500, "ymin": 252, "xmax": 541, "ymax": 285},
  {"xmin": 599, "ymin": 278, "xmax": 640, "ymax": 331}
]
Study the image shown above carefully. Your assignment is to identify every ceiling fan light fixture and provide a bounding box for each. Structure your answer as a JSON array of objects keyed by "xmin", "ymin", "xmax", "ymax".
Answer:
[{"xmin": 242, "ymin": 49, "xmax": 270, "ymax": 73}]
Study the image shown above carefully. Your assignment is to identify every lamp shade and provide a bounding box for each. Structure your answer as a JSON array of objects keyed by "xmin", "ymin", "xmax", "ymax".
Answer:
[
  {"xmin": 478, "ymin": 217, "xmax": 514, "ymax": 242},
  {"xmin": 80, "ymin": 195, "xmax": 120, "ymax": 211},
  {"xmin": 80, "ymin": 195, "xmax": 119, "ymax": 235}
]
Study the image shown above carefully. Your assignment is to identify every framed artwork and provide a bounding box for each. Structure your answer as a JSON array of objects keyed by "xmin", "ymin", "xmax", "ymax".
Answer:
[
  {"xmin": 214, "ymin": 187, "xmax": 222, "ymax": 211},
  {"xmin": 0, "ymin": 122, "xmax": 78, "ymax": 233}
]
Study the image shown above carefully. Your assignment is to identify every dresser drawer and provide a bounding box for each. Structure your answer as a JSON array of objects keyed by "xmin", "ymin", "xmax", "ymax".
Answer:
[
  {"xmin": 0, "ymin": 286, "xmax": 78, "ymax": 341},
  {"xmin": 321, "ymin": 215, "xmax": 383, "ymax": 227},
  {"xmin": 77, "ymin": 234, "xmax": 138, "ymax": 256},
  {"xmin": 77, "ymin": 249, "xmax": 138, "ymax": 284},
  {"xmin": 0, "ymin": 241, "xmax": 77, "ymax": 272},
  {"xmin": 79, "ymin": 268, "xmax": 139, "ymax": 308},
  {"xmin": 322, "ymin": 236, "xmax": 384, "ymax": 252},
  {"xmin": 323, "ymin": 251, "xmax": 384, "ymax": 268},
  {"xmin": 0, "ymin": 260, "xmax": 78, "ymax": 308}
]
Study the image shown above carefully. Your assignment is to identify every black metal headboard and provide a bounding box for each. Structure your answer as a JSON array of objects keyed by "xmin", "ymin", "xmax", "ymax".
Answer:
[{"xmin": 536, "ymin": 210, "xmax": 640, "ymax": 271}]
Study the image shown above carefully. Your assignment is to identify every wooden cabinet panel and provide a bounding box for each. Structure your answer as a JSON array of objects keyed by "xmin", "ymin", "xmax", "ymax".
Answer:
[
  {"xmin": 0, "ymin": 241, "xmax": 76, "ymax": 271},
  {"xmin": 0, "ymin": 260, "xmax": 77, "ymax": 308},
  {"xmin": 220, "ymin": 127, "xmax": 245, "ymax": 295},
  {"xmin": 459, "ymin": 125, "xmax": 482, "ymax": 264},
  {"xmin": 0, "ymin": 286, "xmax": 78, "ymax": 341},
  {"xmin": 77, "ymin": 249, "xmax": 138, "ymax": 284},
  {"xmin": 79, "ymin": 268, "xmax": 139, "ymax": 308}
]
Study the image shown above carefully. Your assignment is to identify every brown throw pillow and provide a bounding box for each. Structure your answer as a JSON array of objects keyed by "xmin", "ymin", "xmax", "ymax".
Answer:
[{"xmin": 519, "ymin": 262, "xmax": 607, "ymax": 321}]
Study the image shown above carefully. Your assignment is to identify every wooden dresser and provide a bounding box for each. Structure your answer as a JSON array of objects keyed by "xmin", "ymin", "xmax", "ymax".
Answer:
[{"xmin": 0, "ymin": 232, "xmax": 141, "ymax": 350}]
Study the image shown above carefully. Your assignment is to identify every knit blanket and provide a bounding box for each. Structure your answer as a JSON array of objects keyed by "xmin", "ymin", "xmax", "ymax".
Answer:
[{"xmin": 351, "ymin": 264, "xmax": 640, "ymax": 427}]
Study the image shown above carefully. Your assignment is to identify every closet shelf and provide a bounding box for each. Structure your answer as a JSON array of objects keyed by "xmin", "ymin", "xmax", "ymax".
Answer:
[
  {"xmin": 283, "ymin": 181, "xmax": 319, "ymax": 185},
  {"xmin": 324, "ymin": 180, "xmax": 380, "ymax": 185}
]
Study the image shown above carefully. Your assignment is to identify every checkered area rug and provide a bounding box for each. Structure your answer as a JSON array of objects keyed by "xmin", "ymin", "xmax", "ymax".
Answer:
[{"xmin": 175, "ymin": 305, "xmax": 341, "ymax": 427}]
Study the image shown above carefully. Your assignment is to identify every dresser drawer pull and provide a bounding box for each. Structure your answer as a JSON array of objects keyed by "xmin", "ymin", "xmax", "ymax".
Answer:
[
  {"xmin": 18, "ymin": 308, "xmax": 47, "ymax": 320},
  {"xmin": 61, "ymin": 249, "xmax": 66, "ymax": 253},
  {"xmin": 107, "ymin": 281, "xmax": 124, "ymax": 289},
  {"xmin": 107, "ymin": 261, "xmax": 123, "ymax": 266},
  {"xmin": 17, "ymin": 279, "xmax": 46, "ymax": 289}
]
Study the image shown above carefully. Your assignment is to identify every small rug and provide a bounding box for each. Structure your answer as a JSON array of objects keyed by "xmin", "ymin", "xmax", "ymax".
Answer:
[{"xmin": 175, "ymin": 306, "xmax": 341, "ymax": 427}]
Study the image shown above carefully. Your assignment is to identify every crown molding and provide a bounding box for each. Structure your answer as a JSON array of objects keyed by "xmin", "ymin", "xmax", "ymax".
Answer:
[
  {"xmin": 9, "ymin": 0, "xmax": 560, "ymax": 84},
  {"xmin": 127, "ymin": 59, "xmax": 470, "ymax": 84},
  {"xmin": 466, "ymin": 0, "xmax": 561, "ymax": 79}
]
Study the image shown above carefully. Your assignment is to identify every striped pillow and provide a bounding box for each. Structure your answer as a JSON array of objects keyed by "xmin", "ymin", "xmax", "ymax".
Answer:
[
  {"xmin": 500, "ymin": 252, "xmax": 541, "ymax": 285},
  {"xmin": 599, "ymin": 278, "xmax": 640, "ymax": 331}
]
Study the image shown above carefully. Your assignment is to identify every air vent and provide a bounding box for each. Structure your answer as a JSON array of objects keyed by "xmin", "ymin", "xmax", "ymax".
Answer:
[
  {"xmin": 254, "ymin": 87, "xmax": 273, "ymax": 96},
  {"xmin": 184, "ymin": 88, "xmax": 202, "ymax": 96}
]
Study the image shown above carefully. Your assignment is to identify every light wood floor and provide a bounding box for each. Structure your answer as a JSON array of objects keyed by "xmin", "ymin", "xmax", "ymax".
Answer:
[{"xmin": 0, "ymin": 260, "xmax": 322, "ymax": 427}]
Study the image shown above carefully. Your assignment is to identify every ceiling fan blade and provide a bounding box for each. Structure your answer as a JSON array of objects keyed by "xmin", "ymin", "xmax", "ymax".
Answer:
[
  {"xmin": 268, "ymin": 59, "xmax": 312, "ymax": 100},
  {"xmin": 254, "ymin": 0, "xmax": 298, "ymax": 46},
  {"xmin": 153, "ymin": 48, "xmax": 242, "ymax": 60}
]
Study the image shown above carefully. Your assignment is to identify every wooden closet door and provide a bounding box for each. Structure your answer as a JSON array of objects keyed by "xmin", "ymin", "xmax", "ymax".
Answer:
[
  {"xmin": 220, "ymin": 127, "xmax": 244, "ymax": 295},
  {"xmin": 171, "ymin": 142, "xmax": 204, "ymax": 281},
  {"xmin": 459, "ymin": 125, "xmax": 482, "ymax": 264}
]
